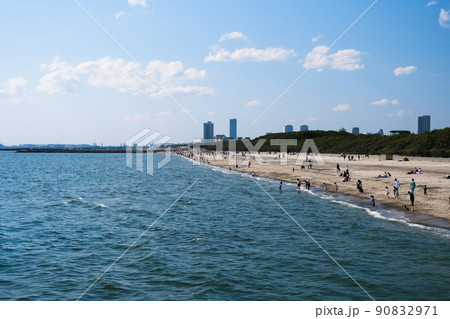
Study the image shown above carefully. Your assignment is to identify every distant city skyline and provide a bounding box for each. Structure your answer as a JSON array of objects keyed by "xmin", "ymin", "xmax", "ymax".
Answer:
[{"xmin": 0, "ymin": 1, "xmax": 449, "ymax": 144}]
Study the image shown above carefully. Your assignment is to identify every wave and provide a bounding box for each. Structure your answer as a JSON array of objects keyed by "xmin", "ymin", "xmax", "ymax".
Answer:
[
  {"xmin": 329, "ymin": 199, "xmax": 450, "ymax": 238},
  {"xmin": 206, "ymin": 163, "xmax": 450, "ymax": 238},
  {"xmin": 92, "ymin": 203, "xmax": 108, "ymax": 209}
]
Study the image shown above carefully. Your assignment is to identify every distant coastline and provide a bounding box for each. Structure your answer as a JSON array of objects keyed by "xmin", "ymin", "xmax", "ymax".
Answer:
[{"xmin": 1, "ymin": 148, "xmax": 169, "ymax": 153}]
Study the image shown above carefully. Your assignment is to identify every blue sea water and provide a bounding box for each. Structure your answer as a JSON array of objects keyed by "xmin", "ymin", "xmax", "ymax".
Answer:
[{"xmin": 0, "ymin": 152, "xmax": 449, "ymax": 301}]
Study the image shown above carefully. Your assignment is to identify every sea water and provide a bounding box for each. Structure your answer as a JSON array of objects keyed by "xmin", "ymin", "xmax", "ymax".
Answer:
[{"xmin": 0, "ymin": 152, "xmax": 449, "ymax": 300}]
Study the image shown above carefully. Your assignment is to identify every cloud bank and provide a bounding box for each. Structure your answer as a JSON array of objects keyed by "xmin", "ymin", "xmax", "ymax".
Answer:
[{"xmin": 37, "ymin": 57, "xmax": 214, "ymax": 98}]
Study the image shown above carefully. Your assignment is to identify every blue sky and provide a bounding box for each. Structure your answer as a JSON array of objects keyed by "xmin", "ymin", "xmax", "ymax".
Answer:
[{"xmin": 0, "ymin": 0, "xmax": 449, "ymax": 144}]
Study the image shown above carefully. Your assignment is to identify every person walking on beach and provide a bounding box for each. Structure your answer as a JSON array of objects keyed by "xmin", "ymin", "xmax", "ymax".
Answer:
[
  {"xmin": 423, "ymin": 185, "xmax": 428, "ymax": 196},
  {"xmin": 356, "ymin": 180, "xmax": 364, "ymax": 195},
  {"xmin": 394, "ymin": 178, "xmax": 400, "ymax": 197},
  {"xmin": 370, "ymin": 195, "xmax": 375, "ymax": 210},
  {"xmin": 336, "ymin": 163, "xmax": 340, "ymax": 172},
  {"xmin": 410, "ymin": 178, "xmax": 416, "ymax": 194},
  {"xmin": 408, "ymin": 191, "xmax": 415, "ymax": 212}
]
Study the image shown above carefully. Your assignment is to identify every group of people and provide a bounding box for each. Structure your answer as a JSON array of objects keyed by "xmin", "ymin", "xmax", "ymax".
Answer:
[
  {"xmin": 406, "ymin": 167, "xmax": 422, "ymax": 175},
  {"xmin": 375, "ymin": 172, "xmax": 392, "ymax": 178},
  {"xmin": 341, "ymin": 168, "xmax": 351, "ymax": 182},
  {"xmin": 277, "ymin": 178, "xmax": 312, "ymax": 192},
  {"xmin": 340, "ymin": 153, "xmax": 362, "ymax": 161},
  {"xmin": 292, "ymin": 178, "xmax": 311, "ymax": 192}
]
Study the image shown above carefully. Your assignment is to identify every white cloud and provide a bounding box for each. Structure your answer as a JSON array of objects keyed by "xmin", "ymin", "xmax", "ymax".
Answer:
[
  {"xmin": 219, "ymin": 31, "xmax": 246, "ymax": 42},
  {"xmin": 332, "ymin": 104, "xmax": 350, "ymax": 112},
  {"xmin": 311, "ymin": 34, "xmax": 322, "ymax": 43},
  {"xmin": 128, "ymin": 0, "xmax": 147, "ymax": 8},
  {"xmin": 246, "ymin": 99, "xmax": 262, "ymax": 106},
  {"xmin": 393, "ymin": 65, "xmax": 417, "ymax": 76},
  {"xmin": 427, "ymin": 1, "xmax": 438, "ymax": 6},
  {"xmin": 371, "ymin": 98, "xmax": 399, "ymax": 105},
  {"xmin": 205, "ymin": 47, "xmax": 295, "ymax": 62},
  {"xmin": 0, "ymin": 77, "xmax": 30, "ymax": 104},
  {"xmin": 115, "ymin": 11, "xmax": 125, "ymax": 19},
  {"xmin": 303, "ymin": 46, "xmax": 364, "ymax": 71},
  {"xmin": 371, "ymin": 98, "xmax": 389, "ymax": 106},
  {"xmin": 439, "ymin": 8, "xmax": 450, "ymax": 28},
  {"xmin": 37, "ymin": 56, "xmax": 214, "ymax": 98}
]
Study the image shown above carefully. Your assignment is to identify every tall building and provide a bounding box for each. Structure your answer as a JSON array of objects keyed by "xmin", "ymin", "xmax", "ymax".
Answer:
[
  {"xmin": 203, "ymin": 121, "xmax": 214, "ymax": 140},
  {"xmin": 418, "ymin": 115, "xmax": 431, "ymax": 134},
  {"xmin": 229, "ymin": 118, "xmax": 237, "ymax": 139},
  {"xmin": 352, "ymin": 127, "xmax": 360, "ymax": 135},
  {"xmin": 285, "ymin": 124, "xmax": 294, "ymax": 133},
  {"xmin": 300, "ymin": 125, "xmax": 309, "ymax": 132},
  {"xmin": 378, "ymin": 129, "xmax": 384, "ymax": 136}
]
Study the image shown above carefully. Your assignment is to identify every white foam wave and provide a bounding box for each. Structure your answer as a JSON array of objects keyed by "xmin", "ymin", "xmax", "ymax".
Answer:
[{"xmin": 330, "ymin": 200, "xmax": 450, "ymax": 238}]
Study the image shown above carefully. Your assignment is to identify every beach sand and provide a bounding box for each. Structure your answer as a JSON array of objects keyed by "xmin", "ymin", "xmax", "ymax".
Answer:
[{"xmin": 187, "ymin": 151, "xmax": 450, "ymax": 223}]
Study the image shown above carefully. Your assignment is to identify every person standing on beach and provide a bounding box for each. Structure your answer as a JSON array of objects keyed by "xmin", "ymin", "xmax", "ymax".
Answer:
[
  {"xmin": 334, "ymin": 182, "xmax": 338, "ymax": 192},
  {"xmin": 336, "ymin": 163, "xmax": 340, "ymax": 172},
  {"xmin": 296, "ymin": 178, "xmax": 301, "ymax": 191},
  {"xmin": 385, "ymin": 186, "xmax": 390, "ymax": 198},
  {"xmin": 408, "ymin": 191, "xmax": 415, "ymax": 211},
  {"xmin": 423, "ymin": 185, "xmax": 428, "ymax": 195},
  {"xmin": 370, "ymin": 195, "xmax": 375, "ymax": 210},
  {"xmin": 410, "ymin": 179, "xmax": 416, "ymax": 194},
  {"xmin": 279, "ymin": 181, "xmax": 283, "ymax": 191},
  {"xmin": 252, "ymin": 171, "xmax": 255, "ymax": 178}
]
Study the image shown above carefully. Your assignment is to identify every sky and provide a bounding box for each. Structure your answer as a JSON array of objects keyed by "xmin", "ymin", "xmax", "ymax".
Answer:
[{"xmin": 0, "ymin": 0, "xmax": 449, "ymax": 145}]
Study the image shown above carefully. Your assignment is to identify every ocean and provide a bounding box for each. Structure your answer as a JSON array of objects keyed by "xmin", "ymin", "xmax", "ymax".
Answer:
[{"xmin": 1, "ymin": 152, "xmax": 449, "ymax": 300}]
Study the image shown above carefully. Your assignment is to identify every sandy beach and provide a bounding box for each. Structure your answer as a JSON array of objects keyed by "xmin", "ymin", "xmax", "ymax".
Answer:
[{"xmin": 182, "ymin": 150, "xmax": 450, "ymax": 224}]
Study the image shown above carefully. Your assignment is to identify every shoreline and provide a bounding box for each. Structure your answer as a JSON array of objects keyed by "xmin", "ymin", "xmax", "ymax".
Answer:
[{"xmin": 177, "ymin": 151, "xmax": 450, "ymax": 227}]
